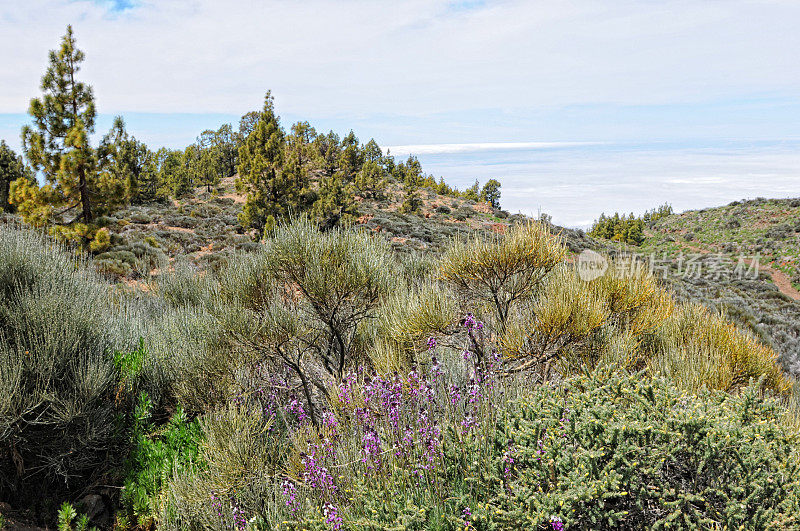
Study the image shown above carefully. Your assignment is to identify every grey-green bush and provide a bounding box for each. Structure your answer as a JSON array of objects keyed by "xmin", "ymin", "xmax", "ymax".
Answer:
[{"xmin": 0, "ymin": 225, "xmax": 120, "ymax": 504}]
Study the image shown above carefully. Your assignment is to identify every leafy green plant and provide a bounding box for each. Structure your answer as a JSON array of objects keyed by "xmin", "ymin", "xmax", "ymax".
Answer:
[
  {"xmin": 113, "ymin": 337, "xmax": 147, "ymax": 401},
  {"xmin": 119, "ymin": 393, "xmax": 202, "ymax": 528},
  {"xmin": 57, "ymin": 502, "xmax": 97, "ymax": 531}
]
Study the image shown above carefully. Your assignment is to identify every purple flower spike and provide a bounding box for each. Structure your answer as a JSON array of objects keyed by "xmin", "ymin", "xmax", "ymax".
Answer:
[
  {"xmin": 464, "ymin": 313, "xmax": 477, "ymax": 330},
  {"xmin": 323, "ymin": 503, "xmax": 343, "ymax": 530},
  {"xmin": 281, "ymin": 480, "xmax": 298, "ymax": 513}
]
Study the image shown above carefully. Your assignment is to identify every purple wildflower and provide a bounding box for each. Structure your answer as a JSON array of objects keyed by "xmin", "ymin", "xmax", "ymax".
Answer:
[
  {"xmin": 502, "ymin": 448, "xmax": 516, "ymax": 481},
  {"xmin": 464, "ymin": 313, "xmax": 477, "ymax": 330},
  {"xmin": 210, "ymin": 491, "xmax": 224, "ymax": 521},
  {"xmin": 449, "ymin": 385, "xmax": 461, "ymax": 405},
  {"xmin": 323, "ymin": 503, "xmax": 343, "ymax": 530},
  {"xmin": 281, "ymin": 480, "xmax": 298, "ymax": 513},
  {"xmin": 302, "ymin": 445, "xmax": 337, "ymax": 494},
  {"xmin": 463, "ymin": 506, "xmax": 473, "ymax": 528},
  {"xmin": 551, "ymin": 516, "xmax": 564, "ymax": 531},
  {"xmin": 231, "ymin": 500, "xmax": 247, "ymax": 531},
  {"xmin": 361, "ymin": 429, "xmax": 382, "ymax": 469},
  {"xmin": 287, "ymin": 397, "xmax": 308, "ymax": 423}
]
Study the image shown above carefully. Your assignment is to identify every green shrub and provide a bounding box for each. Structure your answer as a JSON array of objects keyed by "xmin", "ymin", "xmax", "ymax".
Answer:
[
  {"xmin": 234, "ymin": 218, "xmax": 396, "ymax": 381},
  {"xmin": 160, "ymin": 404, "xmax": 286, "ymax": 530},
  {"xmin": 129, "ymin": 211, "xmax": 152, "ymax": 224},
  {"xmin": 133, "ymin": 303, "xmax": 231, "ymax": 413},
  {"xmin": 648, "ymin": 303, "xmax": 790, "ymax": 394},
  {"xmin": 486, "ymin": 370, "xmax": 800, "ymax": 529},
  {"xmin": 440, "ymin": 220, "xmax": 565, "ymax": 331},
  {"xmin": 590, "ymin": 212, "xmax": 645, "ymax": 245},
  {"xmin": 89, "ymin": 227, "xmax": 111, "ymax": 253},
  {"xmin": 93, "ymin": 256, "xmax": 133, "ymax": 278},
  {"xmin": 334, "ymin": 370, "xmax": 800, "ymax": 529},
  {"xmin": 155, "ymin": 260, "xmax": 215, "ymax": 308}
]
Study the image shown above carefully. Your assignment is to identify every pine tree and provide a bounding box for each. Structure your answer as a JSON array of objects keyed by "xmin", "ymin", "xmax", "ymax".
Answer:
[
  {"xmin": 315, "ymin": 131, "xmax": 341, "ymax": 178},
  {"xmin": 464, "ymin": 179, "xmax": 481, "ymax": 201},
  {"xmin": 97, "ymin": 116, "xmax": 154, "ymax": 203},
  {"xmin": 238, "ymin": 111, "xmax": 260, "ymax": 145},
  {"xmin": 480, "ymin": 179, "xmax": 501, "ymax": 209},
  {"xmin": 354, "ymin": 159, "xmax": 386, "ymax": 199},
  {"xmin": 15, "ymin": 26, "xmax": 99, "ymax": 224},
  {"xmin": 177, "ymin": 145, "xmax": 199, "ymax": 196},
  {"xmin": 311, "ymin": 172, "xmax": 358, "ymax": 230},
  {"xmin": 195, "ymin": 143, "xmax": 222, "ymax": 193},
  {"xmin": 236, "ymin": 92, "xmax": 307, "ymax": 233},
  {"xmin": 155, "ymin": 148, "xmax": 188, "ymax": 198},
  {"xmin": 214, "ymin": 124, "xmax": 238, "ymax": 177},
  {"xmin": 338, "ymin": 131, "xmax": 363, "ymax": 183},
  {"xmin": 287, "ymin": 121, "xmax": 318, "ymax": 169},
  {"xmin": 0, "ymin": 141, "xmax": 32, "ymax": 212},
  {"xmin": 399, "ymin": 180, "xmax": 422, "ymax": 214},
  {"xmin": 400, "ymin": 156, "xmax": 423, "ymax": 188},
  {"xmin": 135, "ymin": 151, "xmax": 162, "ymax": 203},
  {"xmin": 198, "ymin": 124, "xmax": 238, "ymax": 178},
  {"xmin": 362, "ymin": 139, "xmax": 384, "ymax": 164}
]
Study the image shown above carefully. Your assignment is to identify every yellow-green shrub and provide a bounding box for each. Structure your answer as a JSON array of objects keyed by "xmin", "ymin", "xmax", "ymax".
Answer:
[
  {"xmin": 439, "ymin": 220, "xmax": 565, "ymax": 329},
  {"xmin": 370, "ymin": 280, "xmax": 457, "ymax": 372},
  {"xmin": 650, "ymin": 303, "xmax": 790, "ymax": 394}
]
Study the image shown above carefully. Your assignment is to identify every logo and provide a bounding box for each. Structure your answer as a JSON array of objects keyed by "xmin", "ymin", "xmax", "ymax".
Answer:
[{"xmin": 577, "ymin": 249, "xmax": 608, "ymax": 281}]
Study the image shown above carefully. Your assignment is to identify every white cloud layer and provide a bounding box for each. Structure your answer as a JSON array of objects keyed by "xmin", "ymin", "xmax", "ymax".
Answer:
[
  {"xmin": 2, "ymin": 0, "xmax": 799, "ymax": 118},
  {"xmin": 384, "ymin": 141, "xmax": 605, "ymax": 156}
]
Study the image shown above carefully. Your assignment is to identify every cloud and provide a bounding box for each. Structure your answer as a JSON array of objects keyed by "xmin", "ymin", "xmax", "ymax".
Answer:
[
  {"xmin": 383, "ymin": 141, "xmax": 605, "ymax": 156},
  {"xmin": 1, "ymin": 0, "xmax": 799, "ymax": 120}
]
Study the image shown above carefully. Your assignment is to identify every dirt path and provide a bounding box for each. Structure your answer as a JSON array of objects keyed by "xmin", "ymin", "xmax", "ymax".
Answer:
[
  {"xmin": 645, "ymin": 229, "xmax": 800, "ymax": 301},
  {"xmin": 752, "ymin": 262, "xmax": 800, "ymax": 301}
]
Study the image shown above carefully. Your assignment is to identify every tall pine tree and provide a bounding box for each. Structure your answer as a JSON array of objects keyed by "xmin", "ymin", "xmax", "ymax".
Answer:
[
  {"xmin": 14, "ymin": 26, "xmax": 99, "ymax": 224},
  {"xmin": 480, "ymin": 179, "xmax": 502, "ymax": 209},
  {"xmin": 236, "ymin": 92, "xmax": 307, "ymax": 234}
]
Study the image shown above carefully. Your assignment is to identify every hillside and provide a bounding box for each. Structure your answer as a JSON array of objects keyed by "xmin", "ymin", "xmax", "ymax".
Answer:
[
  {"xmin": 4, "ymin": 17, "xmax": 800, "ymax": 531},
  {"xmin": 595, "ymin": 197, "xmax": 800, "ymax": 376},
  {"xmin": 83, "ymin": 175, "xmax": 599, "ymax": 282}
]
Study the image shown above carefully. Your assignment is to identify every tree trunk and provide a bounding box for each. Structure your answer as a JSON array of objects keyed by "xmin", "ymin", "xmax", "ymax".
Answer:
[{"xmin": 78, "ymin": 162, "xmax": 92, "ymax": 222}]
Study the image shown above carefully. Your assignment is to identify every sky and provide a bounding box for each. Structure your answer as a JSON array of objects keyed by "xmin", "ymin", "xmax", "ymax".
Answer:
[{"xmin": 1, "ymin": 0, "xmax": 799, "ymax": 226}]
